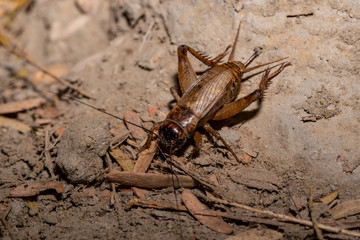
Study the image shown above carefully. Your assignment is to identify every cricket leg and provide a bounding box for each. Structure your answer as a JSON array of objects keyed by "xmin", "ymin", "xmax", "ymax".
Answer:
[
  {"xmin": 203, "ymin": 123, "xmax": 240, "ymax": 163},
  {"xmin": 177, "ymin": 44, "xmax": 230, "ymax": 94},
  {"xmin": 140, "ymin": 123, "xmax": 161, "ymax": 152},
  {"xmin": 213, "ymin": 62, "xmax": 291, "ymax": 121}
]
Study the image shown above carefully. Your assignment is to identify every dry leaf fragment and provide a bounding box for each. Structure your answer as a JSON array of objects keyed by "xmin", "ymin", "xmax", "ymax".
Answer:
[
  {"xmin": 123, "ymin": 110, "xmax": 147, "ymax": 141},
  {"xmin": 331, "ymin": 199, "xmax": 360, "ymax": 220},
  {"xmin": 109, "ymin": 149, "xmax": 134, "ymax": 172},
  {"xmin": 33, "ymin": 65, "xmax": 68, "ymax": 85},
  {"xmin": 320, "ymin": 190, "xmax": 339, "ymax": 205},
  {"xmin": 10, "ymin": 181, "xmax": 65, "ymax": 197},
  {"xmin": 182, "ymin": 190, "xmax": 233, "ymax": 234},
  {"xmin": 0, "ymin": 116, "xmax": 31, "ymax": 133},
  {"xmin": 133, "ymin": 141, "xmax": 156, "ymax": 173},
  {"xmin": 0, "ymin": 97, "xmax": 46, "ymax": 114}
]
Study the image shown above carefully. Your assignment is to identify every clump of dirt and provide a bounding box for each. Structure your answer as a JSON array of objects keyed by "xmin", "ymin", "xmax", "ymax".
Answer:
[
  {"xmin": 294, "ymin": 85, "xmax": 341, "ymax": 122},
  {"xmin": 1, "ymin": 1, "xmax": 360, "ymax": 240}
]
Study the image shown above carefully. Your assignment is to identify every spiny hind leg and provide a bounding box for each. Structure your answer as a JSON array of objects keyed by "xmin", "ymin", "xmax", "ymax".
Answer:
[
  {"xmin": 213, "ymin": 62, "xmax": 292, "ymax": 121},
  {"xmin": 203, "ymin": 123, "xmax": 240, "ymax": 163},
  {"xmin": 177, "ymin": 45, "xmax": 230, "ymax": 94}
]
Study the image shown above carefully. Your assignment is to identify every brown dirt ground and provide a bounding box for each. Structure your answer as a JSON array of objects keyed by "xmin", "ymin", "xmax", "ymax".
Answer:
[{"xmin": 1, "ymin": 0, "xmax": 360, "ymax": 239}]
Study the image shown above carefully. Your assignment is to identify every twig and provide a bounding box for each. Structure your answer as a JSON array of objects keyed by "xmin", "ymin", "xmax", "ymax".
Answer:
[
  {"xmin": 287, "ymin": 11, "xmax": 313, "ymax": 18},
  {"xmin": 309, "ymin": 188, "xmax": 324, "ymax": 240},
  {"xmin": 0, "ymin": 206, "xmax": 15, "ymax": 240},
  {"xmin": 138, "ymin": 21, "xmax": 154, "ymax": 52},
  {"xmin": 44, "ymin": 129, "xmax": 55, "ymax": 177},
  {"xmin": 208, "ymin": 196, "xmax": 360, "ymax": 238},
  {"xmin": 171, "ymin": 156, "xmax": 222, "ymax": 196},
  {"xmin": 0, "ymin": 28, "xmax": 93, "ymax": 99},
  {"xmin": 105, "ymin": 170, "xmax": 197, "ymax": 189},
  {"xmin": 126, "ymin": 198, "xmax": 303, "ymax": 230},
  {"xmin": 105, "ymin": 152, "xmax": 116, "ymax": 205}
]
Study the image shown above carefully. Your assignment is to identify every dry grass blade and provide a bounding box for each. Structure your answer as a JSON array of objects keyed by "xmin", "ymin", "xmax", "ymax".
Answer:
[{"xmin": 0, "ymin": 27, "xmax": 93, "ymax": 99}]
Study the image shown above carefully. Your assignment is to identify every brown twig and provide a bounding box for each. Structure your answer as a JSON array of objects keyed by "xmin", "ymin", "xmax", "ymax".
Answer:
[
  {"xmin": 208, "ymin": 196, "xmax": 360, "ymax": 238},
  {"xmin": 105, "ymin": 171, "xmax": 197, "ymax": 189},
  {"xmin": 309, "ymin": 188, "xmax": 324, "ymax": 240},
  {"xmin": 105, "ymin": 152, "xmax": 116, "ymax": 205},
  {"xmin": 287, "ymin": 11, "xmax": 314, "ymax": 18},
  {"xmin": 44, "ymin": 129, "xmax": 55, "ymax": 177},
  {"xmin": 0, "ymin": 206, "xmax": 15, "ymax": 240},
  {"xmin": 0, "ymin": 28, "xmax": 93, "ymax": 99},
  {"xmin": 171, "ymin": 156, "xmax": 222, "ymax": 196},
  {"xmin": 126, "ymin": 198, "xmax": 303, "ymax": 230}
]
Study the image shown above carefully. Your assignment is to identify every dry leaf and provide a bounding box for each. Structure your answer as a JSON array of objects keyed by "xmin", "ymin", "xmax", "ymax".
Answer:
[
  {"xmin": 133, "ymin": 141, "xmax": 156, "ymax": 173},
  {"xmin": 109, "ymin": 149, "xmax": 134, "ymax": 172},
  {"xmin": 33, "ymin": 65, "xmax": 68, "ymax": 85},
  {"xmin": 10, "ymin": 181, "xmax": 65, "ymax": 197},
  {"xmin": 123, "ymin": 110, "xmax": 147, "ymax": 141},
  {"xmin": 0, "ymin": 116, "xmax": 31, "ymax": 133},
  {"xmin": 320, "ymin": 190, "xmax": 339, "ymax": 205},
  {"xmin": 182, "ymin": 190, "xmax": 233, "ymax": 234},
  {"xmin": 331, "ymin": 199, "xmax": 360, "ymax": 220},
  {"xmin": 0, "ymin": 97, "xmax": 46, "ymax": 114}
]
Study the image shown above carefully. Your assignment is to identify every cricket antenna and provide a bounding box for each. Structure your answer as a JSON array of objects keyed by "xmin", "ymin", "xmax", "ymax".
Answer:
[
  {"xmin": 169, "ymin": 147, "xmax": 184, "ymax": 238},
  {"xmin": 64, "ymin": 96, "xmax": 158, "ymax": 137}
]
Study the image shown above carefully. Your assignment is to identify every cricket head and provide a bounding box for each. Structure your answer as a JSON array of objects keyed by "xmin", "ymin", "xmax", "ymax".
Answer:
[{"xmin": 158, "ymin": 121, "xmax": 187, "ymax": 150}]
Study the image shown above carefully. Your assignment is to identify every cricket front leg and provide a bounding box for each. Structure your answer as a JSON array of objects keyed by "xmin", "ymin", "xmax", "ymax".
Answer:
[{"xmin": 213, "ymin": 62, "xmax": 292, "ymax": 121}]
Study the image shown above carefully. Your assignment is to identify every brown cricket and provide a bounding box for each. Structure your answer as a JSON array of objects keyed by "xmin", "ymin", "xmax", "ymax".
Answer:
[{"xmin": 143, "ymin": 22, "xmax": 291, "ymax": 162}]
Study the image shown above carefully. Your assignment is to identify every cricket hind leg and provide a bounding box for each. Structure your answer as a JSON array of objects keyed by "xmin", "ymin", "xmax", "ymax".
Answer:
[
  {"xmin": 177, "ymin": 44, "xmax": 230, "ymax": 94},
  {"xmin": 203, "ymin": 123, "xmax": 240, "ymax": 163},
  {"xmin": 213, "ymin": 62, "xmax": 292, "ymax": 121}
]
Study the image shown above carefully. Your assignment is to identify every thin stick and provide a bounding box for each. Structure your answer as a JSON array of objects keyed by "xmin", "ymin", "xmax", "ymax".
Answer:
[
  {"xmin": 208, "ymin": 196, "xmax": 360, "ymax": 238},
  {"xmin": 287, "ymin": 11, "xmax": 314, "ymax": 18},
  {"xmin": 138, "ymin": 21, "xmax": 155, "ymax": 52},
  {"xmin": 309, "ymin": 188, "xmax": 324, "ymax": 240},
  {"xmin": 44, "ymin": 129, "xmax": 55, "ymax": 177},
  {"xmin": 126, "ymin": 198, "xmax": 303, "ymax": 230},
  {"xmin": 105, "ymin": 152, "xmax": 116, "ymax": 205},
  {"xmin": 0, "ymin": 28, "xmax": 93, "ymax": 99},
  {"xmin": 0, "ymin": 207, "xmax": 15, "ymax": 240},
  {"xmin": 105, "ymin": 171, "xmax": 197, "ymax": 189}
]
